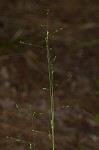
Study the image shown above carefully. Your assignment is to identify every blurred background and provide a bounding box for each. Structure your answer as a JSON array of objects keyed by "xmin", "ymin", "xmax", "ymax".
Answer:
[{"xmin": 0, "ymin": 0, "xmax": 99, "ymax": 150}]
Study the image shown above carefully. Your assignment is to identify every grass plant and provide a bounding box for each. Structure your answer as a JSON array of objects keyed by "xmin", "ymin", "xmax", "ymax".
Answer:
[{"xmin": 6, "ymin": 10, "xmax": 63, "ymax": 150}]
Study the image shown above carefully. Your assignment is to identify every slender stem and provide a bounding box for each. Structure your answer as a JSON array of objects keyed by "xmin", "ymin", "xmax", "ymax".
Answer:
[{"xmin": 45, "ymin": 10, "xmax": 55, "ymax": 150}]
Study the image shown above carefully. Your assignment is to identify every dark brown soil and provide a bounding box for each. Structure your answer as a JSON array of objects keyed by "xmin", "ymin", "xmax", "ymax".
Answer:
[{"xmin": 0, "ymin": 0, "xmax": 99, "ymax": 150}]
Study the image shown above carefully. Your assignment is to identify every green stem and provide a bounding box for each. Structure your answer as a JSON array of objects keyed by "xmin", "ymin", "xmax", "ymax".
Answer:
[{"xmin": 45, "ymin": 27, "xmax": 55, "ymax": 150}]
